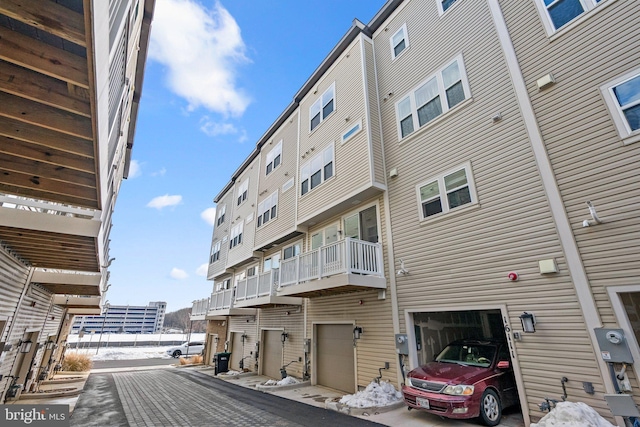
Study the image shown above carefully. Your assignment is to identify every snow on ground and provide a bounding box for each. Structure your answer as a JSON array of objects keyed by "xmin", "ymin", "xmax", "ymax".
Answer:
[
  {"xmin": 263, "ymin": 376, "xmax": 300, "ymax": 386},
  {"xmin": 531, "ymin": 402, "xmax": 616, "ymax": 427},
  {"xmin": 68, "ymin": 333, "xmax": 205, "ymax": 345},
  {"xmin": 219, "ymin": 370, "xmax": 242, "ymax": 376},
  {"xmin": 339, "ymin": 380, "xmax": 402, "ymax": 408},
  {"xmin": 69, "ymin": 346, "xmax": 174, "ymax": 361}
]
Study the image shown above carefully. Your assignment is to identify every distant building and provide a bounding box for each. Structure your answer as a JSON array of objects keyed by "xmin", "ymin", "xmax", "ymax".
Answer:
[{"xmin": 72, "ymin": 302, "xmax": 167, "ymax": 334}]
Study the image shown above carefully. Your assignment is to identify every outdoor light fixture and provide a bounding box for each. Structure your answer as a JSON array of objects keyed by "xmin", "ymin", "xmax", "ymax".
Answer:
[
  {"xmin": 281, "ymin": 331, "xmax": 289, "ymax": 343},
  {"xmin": 18, "ymin": 339, "xmax": 33, "ymax": 354},
  {"xmin": 45, "ymin": 340, "xmax": 56, "ymax": 351},
  {"xmin": 353, "ymin": 326, "xmax": 363, "ymax": 340},
  {"xmin": 519, "ymin": 312, "xmax": 536, "ymax": 333},
  {"xmin": 241, "ymin": 334, "xmax": 248, "ymax": 344},
  {"xmin": 214, "ymin": 336, "xmax": 219, "ymax": 344}
]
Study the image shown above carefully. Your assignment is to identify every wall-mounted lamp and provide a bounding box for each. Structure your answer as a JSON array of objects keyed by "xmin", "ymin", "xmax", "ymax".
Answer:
[
  {"xmin": 582, "ymin": 200, "xmax": 603, "ymax": 227},
  {"xmin": 45, "ymin": 340, "xmax": 56, "ymax": 351},
  {"xmin": 353, "ymin": 326, "xmax": 363, "ymax": 340},
  {"xmin": 281, "ymin": 331, "xmax": 289, "ymax": 343},
  {"xmin": 214, "ymin": 336, "xmax": 220, "ymax": 344},
  {"xmin": 18, "ymin": 339, "xmax": 33, "ymax": 354},
  {"xmin": 241, "ymin": 334, "xmax": 248, "ymax": 344},
  {"xmin": 519, "ymin": 312, "xmax": 536, "ymax": 333}
]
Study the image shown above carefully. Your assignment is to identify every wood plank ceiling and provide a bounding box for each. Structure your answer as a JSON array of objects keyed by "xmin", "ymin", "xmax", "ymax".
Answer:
[{"xmin": 0, "ymin": 0, "xmax": 101, "ymax": 272}]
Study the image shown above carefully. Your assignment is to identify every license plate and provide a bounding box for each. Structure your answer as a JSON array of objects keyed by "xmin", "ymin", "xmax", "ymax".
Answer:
[{"xmin": 416, "ymin": 397, "xmax": 430, "ymax": 409}]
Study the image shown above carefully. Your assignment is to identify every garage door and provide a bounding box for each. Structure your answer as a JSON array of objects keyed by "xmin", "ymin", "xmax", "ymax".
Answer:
[
  {"xmin": 229, "ymin": 332, "xmax": 244, "ymax": 370},
  {"xmin": 316, "ymin": 324, "xmax": 355, "ymax": 393},
  {"xmin": 262, "ymin": 330, "xmax": 283, "ymax": 379}
]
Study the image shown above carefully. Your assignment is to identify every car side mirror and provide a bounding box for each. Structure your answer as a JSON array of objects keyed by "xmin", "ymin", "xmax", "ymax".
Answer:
[{"xmin": 497, "ymin": 360, "xmax": 510, "ymax": 369}]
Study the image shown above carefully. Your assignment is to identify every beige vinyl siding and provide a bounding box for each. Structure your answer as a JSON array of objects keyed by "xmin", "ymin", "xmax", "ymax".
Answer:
[
  {"xmin": 297, "ymin": 39, "xmax": 372, "ymax": 221},
  {"xmin": 500, "ymin": 0, "xmax": 640, "ymax": 330},
  {"xmin": 255, "ymin": 111, "xmax": 299, "ymax": 247},
  {"xmin": 305, "ymin": 195, "xmax": 397, "ymax": 388},
  {"xmin": 363, "ymin": 38, "xmax": 385, "ymax": 186},
  {"xmin": 227, "ymin": 315, "xmax": 258, "ymax": 373},
  {"xmin": 375, "ymin": 0, "xmax": 609, "ymax": 420},
  {"xmin": 208, "ymin": 191, "xmax": 234, "ymax": 279},
  {"xmin": 258, "ymin": 307, "xmax": 304, "ymax": 379},
  {"xmin": 227, "ymin": 157, "xmax": 261, "ymax": 267}
]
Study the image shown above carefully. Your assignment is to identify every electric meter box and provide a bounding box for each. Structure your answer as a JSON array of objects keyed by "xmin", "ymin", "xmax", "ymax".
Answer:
[
  {"xmin": 594, "ymin": 328, "xmax": 634, "ymax": 364},
  {"xmin": 395, "ymin": 334, "xmax": 409, "ymax": 355}
]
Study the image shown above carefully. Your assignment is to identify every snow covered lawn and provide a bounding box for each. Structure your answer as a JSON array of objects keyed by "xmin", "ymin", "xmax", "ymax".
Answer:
[{"xmin": 69, "ymin": 346, "xmax": 174, "ymax": 361}]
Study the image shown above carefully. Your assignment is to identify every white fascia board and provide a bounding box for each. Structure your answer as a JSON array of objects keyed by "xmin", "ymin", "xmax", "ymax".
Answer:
[
  {"xmin": 33, "ymin": 270, "xmax": 102, "ymax": 286},
  {"xmin": 0, "ymin": 206, "xmax": 101, "ymax": 237}
]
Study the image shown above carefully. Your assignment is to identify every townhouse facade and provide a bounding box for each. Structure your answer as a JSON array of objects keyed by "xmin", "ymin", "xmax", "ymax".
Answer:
[
  {"xmin": 192, "ymin": 0, "xmax": 638, "ymax": 424},
  {"xmin": 0, "ymin": 0, "xmax": 154, "ymax": 401}
]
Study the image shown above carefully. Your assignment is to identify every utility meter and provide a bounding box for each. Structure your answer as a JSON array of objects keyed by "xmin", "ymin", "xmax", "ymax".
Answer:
[
  {"xmin": 395, "ymin": 334, "xmax": 409, "ymax": 355},
  {"xmin": 594, "ymin": 328, "xmax": 634, "ymax": 364}
]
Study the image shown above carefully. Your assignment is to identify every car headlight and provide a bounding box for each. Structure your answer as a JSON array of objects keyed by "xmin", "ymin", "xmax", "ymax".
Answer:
[{"xmin": 443, "ymin": 385, "xmax": 474, "ymax": 396}]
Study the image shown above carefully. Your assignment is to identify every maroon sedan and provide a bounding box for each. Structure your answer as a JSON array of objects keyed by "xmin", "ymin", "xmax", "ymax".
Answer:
[{"xmin": 402, "ymin": 339, "xmax": 518, "ymax": 426}]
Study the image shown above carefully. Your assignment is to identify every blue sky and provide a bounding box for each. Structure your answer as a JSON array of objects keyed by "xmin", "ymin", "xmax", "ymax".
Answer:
[{"xmin": 107, "ymin": 0, "xmax": 386, "ymax": 312}]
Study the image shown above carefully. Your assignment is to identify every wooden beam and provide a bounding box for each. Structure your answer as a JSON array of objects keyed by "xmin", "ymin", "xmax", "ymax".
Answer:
[
  {"xmin": 0, "ymin": 25, "xmax": 89, "ymax": 88},
  {"xmin": 0, "ymin": 135, "xmax": 94, "ymax": 174},
  {"xmin": 0, "ymin": 151, "xmax": 95, "ymax": 188},
  {"xmin": 0, "ymin": 92, "xmax": 93, "ymax": 140},
  {"xmin": 0, "ymin": 0, "xmax": 86, "ymax": 47},
  {"xmin": 0, "ymin": 61, "xmax": 91, "ymax": 117},
  {"xmin": 0, "ymin": 230, "xmax": 96, "ymax": 247},
  {"xmin": 0, "ymin": 167, "xmax": 97, "ymax": 201},
  {"xmin": 0, "ymin": 116, "xmax": 94, "ymax": 157},
  {"xmin": 0, "ymin": 182, "xmax": 98, "ymax": 209}
]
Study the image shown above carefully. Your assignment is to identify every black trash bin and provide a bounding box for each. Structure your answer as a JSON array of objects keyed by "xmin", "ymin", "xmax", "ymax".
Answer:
[{"xmin": 214, "ymin": 352, "xmax": 231, "ymax": 375}]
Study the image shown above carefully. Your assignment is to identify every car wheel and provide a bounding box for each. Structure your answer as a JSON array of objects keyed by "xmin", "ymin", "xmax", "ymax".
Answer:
[
  {"xmin": 172, "ymin": 350, "xmax": 181, "ymax": 358},
  {"xmin": 480, "ymin": 389, "xmax": 502, "ymax": 426}
]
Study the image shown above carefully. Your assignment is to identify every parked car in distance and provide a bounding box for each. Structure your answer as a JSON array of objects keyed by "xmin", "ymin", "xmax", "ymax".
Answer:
[
  {"xmin": 166, "ymin": 341, "xmax": 204, "ymax": 358},
  {"xmin": 402, "ymin": 339, "xmax": 518, "ymax": 426}
]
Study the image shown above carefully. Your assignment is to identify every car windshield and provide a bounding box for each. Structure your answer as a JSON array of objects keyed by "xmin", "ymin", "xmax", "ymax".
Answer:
[{"xmin": 435, "ymin": 343, "xmax": 496, "ymax": 368}]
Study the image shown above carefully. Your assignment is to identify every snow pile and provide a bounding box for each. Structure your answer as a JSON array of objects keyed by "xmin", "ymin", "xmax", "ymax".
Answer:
[
  {"xmin": 532, "ymin": 402, "xmax": 615, "ymax": 427},
  {"xmin": 263, "ymin": 376, "xmax": 300, "ymax": 386},
  {"xmin": 220, "ymin": 370, "xmax": 241, "ymax": 376},
  {"xmin": 339, "ymin": 381, "xmax": 402, "ymax": 408}
]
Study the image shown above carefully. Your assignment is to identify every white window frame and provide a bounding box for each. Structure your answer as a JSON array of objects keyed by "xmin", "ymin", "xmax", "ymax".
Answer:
[
  {"xmin": 229, "ymin": 222, "xmax": 243, "ymax": 249},
  {"xmin": 282, "ymin": 241, "xmax": 302, "ymax": 260},
  {"xmin": 300, "ymin": 143, "xmax": 335, "ymax": 196},
  {"xmin": 216, "ymin": 204, "xmax": 226, "ymax": 226},
  {"xmin": 600, "ymin": 69, "xmax": 640, "ymax": 145},
  {"xmin": 415, "ymin": 162, "xmax": 478, "ymax": 221},
  {"xmin": 257, "ymin": 191, "xmax": 278, "ymax": 227},
  {"xmin": 210, "ymin": 241, "xmax": 221, "ymax": 263},
  {"xmin": 263, "ymin": 254, "xmax": 280, "ymax": 272},
  {"xmin": 282, "ymin": 178, "xmax": 294, "ymax": 193},
  {"xmin": 265, "ymin": 141, "xmax": 283, "ymax": 175},
  {"xmin": 395, "ymin": 54, "xmax": 471, "ymax": 141},
  {"xmin": 390, "ymin": 23, "xmax": 409, "ymax": 60},
  {"xmin": 436, "ymin": 0, "xmax": 461, "ymax": 15},
  {"xmin": 534, "ymin": 0, "xmax": 608, "ymax": 36},
  {"xmin": 309, "ymin": 83, "xmax": 336, "ymax": 132},
  {"xmin": 341, "ymin": 119, "xmax": 363, "ymax": 145},
  {"xmin": 237, "ymin": 179, "xmax": 248, "ymax": 206},
  {"xmin": 216, "ymin": 278, "xmax": 231, "ymax": 291}
]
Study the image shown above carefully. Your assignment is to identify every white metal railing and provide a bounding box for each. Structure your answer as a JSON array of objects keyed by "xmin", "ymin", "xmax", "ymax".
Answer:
[
  {"xmin": 279, "ymin": 237, "xmax": 383, "ymax": 288},
  {"xmin": 191, "ymin": 297, "xmax": 210, "ymax": 316},
  {"xmin": 209, "ymin": 289, "xmax": 234, "ymax": 311},
  {"xmin": 235, "ymin": 270, "xmax": 279, "ymax": 301},
  {"xmin": 0, "ymin": 194, "xmax": 98, "ymax": 219}
]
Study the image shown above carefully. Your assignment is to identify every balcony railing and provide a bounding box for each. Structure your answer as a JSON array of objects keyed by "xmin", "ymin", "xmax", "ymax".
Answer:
[
  {"xmin": 279, "ymin": 237, "xmax": 383, "ymax": 288},
  {"xmin": 191, "ymin": 297, "xmax": 210, "ymax": 317},
  {"xmin": 209, "ymin": 288, "xmax": 234, "ymax": 310},
  {"xmin": 235, "ymin": 270, "xmax": 279, "ymax": 301}
]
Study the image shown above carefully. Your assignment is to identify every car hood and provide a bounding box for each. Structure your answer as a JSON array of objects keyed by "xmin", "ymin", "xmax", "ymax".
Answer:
[{"xmin": 410, "ymin": 362, "xmax": 492, "ymax": 385}]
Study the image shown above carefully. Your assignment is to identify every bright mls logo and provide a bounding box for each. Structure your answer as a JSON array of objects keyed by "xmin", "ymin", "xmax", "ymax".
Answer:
[{"xmin": 1, "ymin": 405, "xmax": 69, "ymax": 426}]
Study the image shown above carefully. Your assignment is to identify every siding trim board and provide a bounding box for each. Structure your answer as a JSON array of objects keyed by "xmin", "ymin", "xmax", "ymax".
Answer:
[
  {"xmin": 487, "ymin": 0, "xmax": 614, "ymax": 397},
  {"xmin": 360, "ymin": 35, "xmax": 376, "ymax": 186}
]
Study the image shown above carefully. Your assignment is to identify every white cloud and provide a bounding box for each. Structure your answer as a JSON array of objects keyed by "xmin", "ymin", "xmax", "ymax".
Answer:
[
  {"xmin": 151, "ymin": 167, "xmax": 167, "ymax": 177},
  {"xmin": 170, "ymin": 268, "xmax": 189, "ymax": 280},
  {"xmin": 129, "ymin": 160, "xmax": 142, "ymax": 178},
  {"xmin": 196, "ymin": 263, "xmax": 208, "ymax": 277},
  {"xmin": 150, "ymin": 0, "xmax": 251, "ymax": 116},
  {"xmin": 200, "ymin": 207, "xmax": 217, "ymax": 226},
  {"xmin": 199, "ymin": 118, "xmax": 237, "ymax": 137},
  {"xmin": 147, "ymin": 194, "xmax": 182, "ymax": 209}
]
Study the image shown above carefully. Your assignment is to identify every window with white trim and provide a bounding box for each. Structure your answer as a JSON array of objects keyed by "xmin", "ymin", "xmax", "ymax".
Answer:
[
  {"xmin": 601, "ymin": 71, "xmax": 640, "ymax": 142},
  {"xmin": 210, "ymin": 241, "xmax": 221, "ymax": 263},
  {"xmin": 216, "ymin": 205, "xmax": 226, "ymax": 226},
  {"xmin": 342, "ymin": 120, "xmax": 362, "ymax": 144},
  {"xmin": 416, "ymin": 164, "xmax": 477, "ymax": 220},
  {"xmin": 310, "ymin": 83, "xmax": 335, "ymax": 131},
  {"xmin": 263, "ymin": 254, "xmax": 280, "ymax": 272},
  {"xmin": 229, "ymin": 222, "xmax": 243, "ymax": 249},
  {"xmin": 437, "ymin": 0, "xmax": 460, "ymax": 14},
  {"xmin": 390, "ymin": 24, "xmax": 409, "ymax": 59},
  {"xmin": 395, "ymin": 55, "xmax": 470, "ymax": 139},
  {"xmin": 282, "ymin": 178, "xmax": 294, "ymax": 193},
  {"xmin": 265, "ymin": 141, "xmax": 282, "ymax": 175},
  {"xmin": 247, "ymin": 266, "xmax": 257, "ymax": 277},
  {"xmin": 237, "ymin": 179, "xmax": 248, "ymax": 205},
  {"xmin": 216, "ymin": 278, "xmax": 231, "ymax": 291},
  {"xmin": 301, "ymin": 144, "xmax": 334, "ymax": 195},
  {"xmin": 257, "ymin": 191, "xmax": 278, "ymax": 227},
  {"xmin": 283, "ymin": 242, "xmax": 301, "ymax": 260},
  {"xmin": 537, "ymin": 0, "xmax": 604, "ymax": 32}
]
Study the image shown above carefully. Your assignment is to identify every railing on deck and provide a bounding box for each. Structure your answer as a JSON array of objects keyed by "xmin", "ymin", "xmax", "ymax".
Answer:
[
  {"xmin": 191, "ymin": 297, "xmax": 210, "ymax": 317},
  {"xmin": 235, "ymin": 270, "xmax": 279, "ymax": 301},
  {"xmin": 209, "ymin": 288, "xmax": 234, "ymax": 310},
  {"xmin": 279, "ymin": 237, "xmax": 383, "ymax": 288}
]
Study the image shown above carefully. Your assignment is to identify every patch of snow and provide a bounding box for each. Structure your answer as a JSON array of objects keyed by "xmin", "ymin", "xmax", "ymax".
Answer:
[
  {"xmin": 531, "ymin": 402, "xmax": 615, "ymax": 427},
  {"xmin": 68, "ymin": 346, "xmax": 174, "ymax": 361},
  {"xmin": 68, "ymin": 333, "xmax": 205, "ymax": 344},
  {"xmin": 220, "ymin": 370, "xmax": 241, "ymax": 376},
  {"xmin": 263, "ymin": 376, "xmax": 300, "ymax": 386},
  {"xmin": 339, "ymin": 380, "xmax": 402, "ymax": 408}
]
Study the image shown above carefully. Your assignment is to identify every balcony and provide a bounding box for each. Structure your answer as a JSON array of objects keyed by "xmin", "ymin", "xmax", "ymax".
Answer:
[
  {"xmin": 204, "ymin": 288, "xmax": 256, "ymax": 319},
  {"xmin": 190, "ymin": 297, "xmax": 210, "ymax": 321},
  {"xmin": 53, "ymin": 295, "xmax": 101, "ymax": 315},
  {"xmin": 277, "ymin": 237, "xmax": 386, "ymax": 298},
  {"xmin": 234, "ymin": 270, "xmax": 302, "ymax": 308}
]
